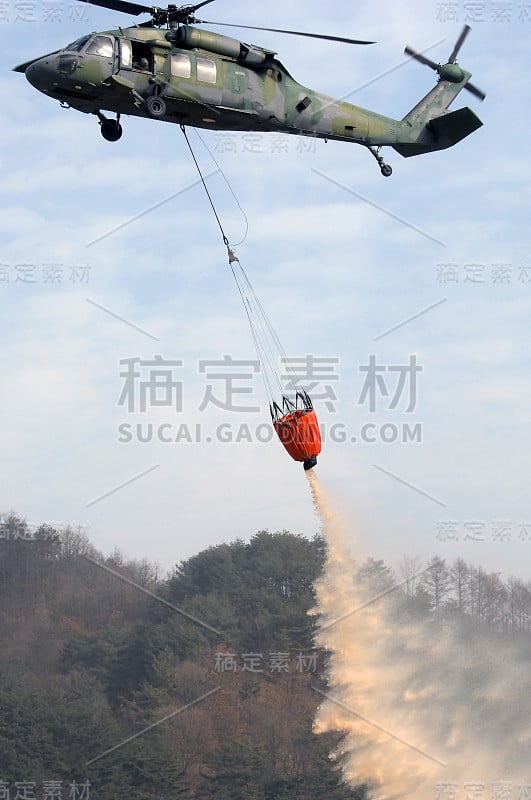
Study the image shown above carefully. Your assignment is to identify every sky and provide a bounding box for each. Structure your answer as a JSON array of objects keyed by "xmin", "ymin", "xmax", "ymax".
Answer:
[{"xmin": 1, "ymin": 0, "xmax": 530, "ymax": 577}]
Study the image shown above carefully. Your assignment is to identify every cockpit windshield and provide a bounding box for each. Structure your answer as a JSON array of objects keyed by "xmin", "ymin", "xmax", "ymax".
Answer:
[
  {"xmin": 65, "ymin": 34, "xmax": 91, "ymax": 53},
  {"xmin": 86, "ymin": 35, "xmax": 114, "ymax": 58}
]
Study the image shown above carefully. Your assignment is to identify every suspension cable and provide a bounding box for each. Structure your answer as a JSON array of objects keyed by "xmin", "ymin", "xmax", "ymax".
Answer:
[
  {"xmin": 193, "ymin": 128, "xmax": 249, "ymax": 247},
  {"xmin": 180, "ymin": 123, "xmax": 229, "ymax": 247},
  {"xmin": 180, "ymin": 124, "xmax": 300, "ymax": 404}
]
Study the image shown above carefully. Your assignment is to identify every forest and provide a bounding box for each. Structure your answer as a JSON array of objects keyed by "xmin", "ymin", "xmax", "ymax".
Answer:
[{"xmin": 1, "ymin": 512, "xmax": 530, "ymax": 799}]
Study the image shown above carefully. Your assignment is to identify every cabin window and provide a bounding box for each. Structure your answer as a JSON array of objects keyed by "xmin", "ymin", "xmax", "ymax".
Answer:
[
  {"xmin": 196, "ymin": 57, "xmax": 217, "ymax": 84},
  {"xmin": 171, "ymin": 53, "xmax": 191, "ymax": 78},
  {"xmin": 130, "ymin": 41, "xmax": 152, "ymax": 71},
  {"xmin": 86, "ymin": 35, "xmax": 114, "ymax": 59},
  {"xmin": 120, "ymin": 39, "xmax": 132, "ymax": 69}
]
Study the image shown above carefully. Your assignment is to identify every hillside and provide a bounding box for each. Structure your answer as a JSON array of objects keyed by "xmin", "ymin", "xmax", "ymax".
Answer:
[
  {"xmin": 2, "ymin": 513, "xmax": 531, "ymax": 799},
  {"xmin": 0, "ymin": 516, "xmax": 364, "ymax": 799}
]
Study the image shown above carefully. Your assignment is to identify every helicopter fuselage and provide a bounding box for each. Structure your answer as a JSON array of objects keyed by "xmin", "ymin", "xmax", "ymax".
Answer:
[
  {"xmin": 24, "ymin": 25, "xmax": 402, "ymax": 145},
  {"xmin": 18, "ymin": 23, "xmax": 483, "ymax": 174}
]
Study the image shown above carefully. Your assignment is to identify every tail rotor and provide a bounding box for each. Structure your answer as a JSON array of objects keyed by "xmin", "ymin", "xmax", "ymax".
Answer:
[{"xmin": 405, "ymin": 25, "xmax": 486, "ymax": 101}]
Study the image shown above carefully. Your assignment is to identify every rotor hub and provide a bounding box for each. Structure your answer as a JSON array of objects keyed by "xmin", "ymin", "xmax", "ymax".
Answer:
[{"xmin": 438, "ymin": 62, "xmax": 465, "ymax": 83}]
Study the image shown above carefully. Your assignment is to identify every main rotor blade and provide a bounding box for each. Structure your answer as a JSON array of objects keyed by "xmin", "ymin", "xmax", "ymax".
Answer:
[
  {"xmin": 78, "ymin": 0, "xmax": 153, "ymax": 16},
  {"xmin": 77, "ymin": 0, "xmax": 215, "ymax": 17},
  {"xmin": 189, "ymin": 0, "xmax": 215, "ymax": 10},
  {"xmin": 199, "ymin": 20, "xmax": 375, "ymax": 45},
  {"xmin": 465, "ymin": 81, "xmax": 486, "ymax": 101},
  {"xmin": 448, "ymin": 24, "xmax": 470, "ymax": 63},
  {"xmin": 404, "ymin": 45, "xmax": 439, "ymax": 70}
]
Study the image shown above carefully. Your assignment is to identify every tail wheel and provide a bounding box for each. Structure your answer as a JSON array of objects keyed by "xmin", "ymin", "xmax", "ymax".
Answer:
[{"xmin": 145, "ymin": 95, "xmax": 167, "ymax": 118}]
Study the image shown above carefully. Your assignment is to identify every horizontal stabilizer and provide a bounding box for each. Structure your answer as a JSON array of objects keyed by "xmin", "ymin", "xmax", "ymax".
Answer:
[
  {"xmin": 430, "ymin": 106, "xmax": 483, "ymax": 146},
  {"xmin": 394, "ymin": 107, "xmax": 483, "ymax": 158}
]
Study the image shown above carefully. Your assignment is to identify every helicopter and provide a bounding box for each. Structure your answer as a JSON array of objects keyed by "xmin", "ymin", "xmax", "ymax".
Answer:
[{"xmin": 13, "ymin": 1, "xmax": 486, "ymax": 176}]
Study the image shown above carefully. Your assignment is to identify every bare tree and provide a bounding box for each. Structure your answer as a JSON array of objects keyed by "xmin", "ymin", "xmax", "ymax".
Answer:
[
  {"xmin": 61, "ymin": 525, "xmax": 97, "ymax": 559},
  {"xmin": 421, "ymin": 556, "xmax": 451, "ymax": 610},
  {"xmin": 449, "ymin": 557, "xmax": 470, "ymax": 612},
  {"xmin": 398, "ymin": 554, "xmax": 422, "ymax": 597}
]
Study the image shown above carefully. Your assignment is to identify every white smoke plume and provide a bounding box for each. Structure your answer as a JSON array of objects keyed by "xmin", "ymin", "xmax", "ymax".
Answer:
[{"xmin": 307, "ymin": 469, "xmax": 531, "ymax": 800}]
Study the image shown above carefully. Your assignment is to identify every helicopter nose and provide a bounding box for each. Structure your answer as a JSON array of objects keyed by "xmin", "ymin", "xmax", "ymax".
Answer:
[{"xmin": 25, "ymin": 55, "xmax": 59, "ymax": 92}]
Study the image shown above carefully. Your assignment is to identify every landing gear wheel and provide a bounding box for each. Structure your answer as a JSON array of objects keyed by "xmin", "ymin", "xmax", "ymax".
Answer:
[
  {"xmin": 100, "ymin": 120, "xmax": 122, "ymax": 142},
  {"xmin": 145, "ymin": 95, "xmax": 166, "ymax": 118},
  {"xmin": 366, "ymin": 145, "xmax": 393, "ymax": 177}
]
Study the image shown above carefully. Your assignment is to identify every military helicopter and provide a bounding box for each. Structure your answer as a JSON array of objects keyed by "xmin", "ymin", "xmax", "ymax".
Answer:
[{"xmin": 14, "ymin": 1, "xmax": 485, "ymax": 176}]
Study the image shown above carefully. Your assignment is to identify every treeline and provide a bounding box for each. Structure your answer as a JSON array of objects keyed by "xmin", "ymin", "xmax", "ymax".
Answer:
[
  {"xmin": 397, "ymin": 554, "xmax": 531, "ymax": 632},
  {"xmin": 0, "ymin": 514, "xmax": 363, "ymax": 800},
  {"xmin": 1, "ymin": 512, "xmax": 530, "ymax": 799}
]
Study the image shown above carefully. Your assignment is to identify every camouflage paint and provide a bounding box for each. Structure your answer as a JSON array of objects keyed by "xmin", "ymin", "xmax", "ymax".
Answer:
[{"xmin": 17, "ymin": 24, "xmax": 483, "ymax": 158}]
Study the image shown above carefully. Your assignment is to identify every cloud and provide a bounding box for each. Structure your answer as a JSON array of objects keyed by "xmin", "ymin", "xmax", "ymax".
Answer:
[{"xmin": 0, "ymin": 1, "xmax": 530, "ymax": 578}]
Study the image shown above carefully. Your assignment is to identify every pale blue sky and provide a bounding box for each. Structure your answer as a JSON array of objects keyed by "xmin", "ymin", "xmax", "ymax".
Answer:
[{"xmin": 1, "ymin": 0, "xmax": 530, "ymax": 576}]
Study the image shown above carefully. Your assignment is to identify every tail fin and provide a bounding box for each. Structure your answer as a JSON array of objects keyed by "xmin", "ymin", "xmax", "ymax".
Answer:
[
  {"xmin": 394, "ymin": 27, "xmax": 485, "ymax": 158},
  {"xmin": 393, "ymin": 75, "xmax": 483, "ymax": 157}
]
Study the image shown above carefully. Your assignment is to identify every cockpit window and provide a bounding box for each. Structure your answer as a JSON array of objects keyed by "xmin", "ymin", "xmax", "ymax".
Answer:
[
  {"xmin": 86, "ymin": 35, "xmax": 114, "ymax": 58},
  {"xmin": 65, "ymin": 35, "xmax": 91, "ymax": 53}
]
